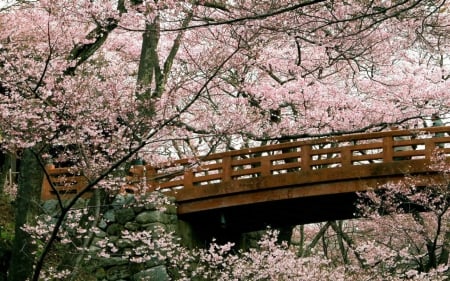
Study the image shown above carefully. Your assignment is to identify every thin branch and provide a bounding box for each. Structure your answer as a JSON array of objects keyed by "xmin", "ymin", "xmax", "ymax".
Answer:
[
  {"xmin": 251, "ymin": 115, "xmax": 425, "ymax": 142},
  {"xmin": 119, "ymin": 0, "xmax": 327, "ymax": 32},
  {"xmin": 32, "ymin": 18, "xmax": 53, "ymax": 94},
  {"xmin": 31, "ymin": 43, "xmax": 240, "ymax": 281},
  {"xmin": 301, "ymin": 221, "xmax": 331, "ymax": 257}
]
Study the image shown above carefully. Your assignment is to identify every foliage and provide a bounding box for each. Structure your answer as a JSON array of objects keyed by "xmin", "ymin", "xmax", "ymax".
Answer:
[
  {"xmin": 356, "ymin": 150, "xmax": 450, "ymax": 276},
  {"xmin": 175, "ymin": 229, "xmax": 448, "ymax": 280},
  {"xmin": 0, "ymin": 0, "xmax": 450, "ymax": 280},
  {"xmin": 0, "ymin": 194, "xmax": 14, "ymax": 242}
]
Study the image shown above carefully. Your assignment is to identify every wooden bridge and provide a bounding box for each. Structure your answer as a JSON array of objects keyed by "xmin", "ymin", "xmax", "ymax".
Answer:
[{"xmin": 42, "ymin": 126, "xmax": 450, "ymax": 234}]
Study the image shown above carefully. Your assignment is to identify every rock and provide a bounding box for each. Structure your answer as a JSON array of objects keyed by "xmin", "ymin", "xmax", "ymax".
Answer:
[
  {"xmin": 163, "ymin": 204, "xmax": 177, "ymax": 215},
  {"xmin": 96, "ymin": 256, "xmax": 129, "ymax": 267},
  {"xmin": 143, "ymin": 222, "xmax": 166, "ymax": 233},
  {"xmin": 42, "ymin": 199, "xmax": 59, "ymax": 215},
  {"xmin": 106, "ymin": 223, "xmax": 124, "ymax": 236},
  {"xmin": 94, "ymin": 268, "xmax": 106, "ymax": 280},
  {"xmin": 98, "ymin": 218, "xmax": 108, "ymax": 229},
  {"xmin": 143, "ymin": 202, "xmax": 158, "ymax": 211},
  {"xmin": 95, "ymin": 229, "xmax": 107, "ymax": 238},
  {"xmin": 106, "ymin": 265, "xmax": 130, "ymax": 280},
  {"xmin": 112, "ymin": 194, "xmax": 136, "ymax": 209},
  {"xmin": 136, "ymin": 211, "xmax": 173, "ymax": 224},
  {"xmin": 115, "ymin": 208, "xmax": 135, "ymax": 224},
  {"xmin": 135, "ymin": 211, "xmax": 161, "ymax": 224},
  {"xmin": 111, "ymin": 195, "xmax": 126, "ymax": 209},
  {"xmin": 133, "ymin": 206, "xmax": 144, "ymax": 213},
  {"xmin": 124, "ymin": 221, "xmax": 140, "ymax": 231},
  {"xmin": 103, "ymin": 210, "xmax": 116, "ymax": 223},
  {"xmin": 132, "ymin": 265, "xmax": 170, "ymax": 281},
  {"xmin": 116, "ymin": 238, "xmax": 134, "ymax": 249},
  {"xmin": 72, "ymin": 198, "xmax": 88, "ymax": 210}
]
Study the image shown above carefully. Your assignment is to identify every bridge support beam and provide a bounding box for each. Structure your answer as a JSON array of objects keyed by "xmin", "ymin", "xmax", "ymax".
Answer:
[
  {"xmin": 177, "ymin": 216, "xmax": 244, "ymax": 249},
  {"xmin": 178, "ymin": 217, "xmax": 295, "ymax": 250}
]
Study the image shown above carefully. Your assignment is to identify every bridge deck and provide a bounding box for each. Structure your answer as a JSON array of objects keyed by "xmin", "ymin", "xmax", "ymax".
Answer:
[{"xmin": 42, "ymin": 127, "xmax": 450, "ymax": 222}]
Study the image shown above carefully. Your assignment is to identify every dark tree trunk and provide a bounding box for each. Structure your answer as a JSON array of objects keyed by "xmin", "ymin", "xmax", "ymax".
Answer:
[
  {"xmin": 0, "ymin": 153, "xmax": 15, "ymax": 194},
  {"xmin": 8, "ymin": 149, "xmax": 43, "ymax": 281},
  {"xmin": 0, "ymin": 153, "xmax": 6, "ymax": 194}
]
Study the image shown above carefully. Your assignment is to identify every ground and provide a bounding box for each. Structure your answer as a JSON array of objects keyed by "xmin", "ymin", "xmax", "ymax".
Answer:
[
  {"xmin": 0, "ymin": 194, "xmax": 13, "ymax": 280},
  {"xmin": 0, "ymin": 194, "xmax": 14, "ymax": 238}
]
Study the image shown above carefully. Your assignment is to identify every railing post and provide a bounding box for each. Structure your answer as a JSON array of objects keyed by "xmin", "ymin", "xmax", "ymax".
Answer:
[
  {"xmin": 41, "ymin": 164, "xmax": 55, "ymax": 200},
  {"xmin": 383, "ymin": 136, "xmax": 394, "ymax": 162},
  {"xmin": 424, "ymin": 139, "xmax": 435, "ymax": 162},
  {"xmin": 146, "ymin": 165, "xmax": 157, "ymax": 191},
  {"xmin": 341, "ymin": 146, "xmax": 352, "ymax": 167},
  {"xmin": 301, "ymin": 144, "xmax": 311, "ymax": 171},
  {"xmin": 261, "ymin": 157, "xmax": 271, "ymax": 177},
  {"xmin": 184, "ymin": 169, "xmax": 194, "ymax": 189},
  {"xmin": 222, "ymin": 155, "xmax": 232, "ymax": 182},
  {"xmin": 130, "ymin": 164, "xmax": 144, "ymax": 178}
]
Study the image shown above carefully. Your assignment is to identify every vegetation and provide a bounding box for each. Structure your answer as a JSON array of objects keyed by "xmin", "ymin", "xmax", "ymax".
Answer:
[{"xmin": 1, "ymin": 0, "xmax": 450, "ymax": 280}]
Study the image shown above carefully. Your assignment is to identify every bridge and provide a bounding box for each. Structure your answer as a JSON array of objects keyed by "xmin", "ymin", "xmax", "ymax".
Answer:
[{"xmin": 42, "ymin": 126, "xmax": 450, "ymax": 237}]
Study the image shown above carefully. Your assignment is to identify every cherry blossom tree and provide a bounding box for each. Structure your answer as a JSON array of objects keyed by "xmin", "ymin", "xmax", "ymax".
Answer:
[
  {"xmin": 354, "ymin": 149, "xmax": 450, "ymax": 275},
  {"xmin": 0, "ymin": 0, "xmax": 450, "ymax": 280}
]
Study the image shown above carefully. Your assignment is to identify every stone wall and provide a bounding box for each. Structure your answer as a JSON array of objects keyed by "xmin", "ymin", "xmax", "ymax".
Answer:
[
  {"xmin": 40, "ymin": 193, "xmax": 291, "ymax": 280},
  {"xmin": 42, "ymin": 193, "xmax": 178, "ymax": 281}
]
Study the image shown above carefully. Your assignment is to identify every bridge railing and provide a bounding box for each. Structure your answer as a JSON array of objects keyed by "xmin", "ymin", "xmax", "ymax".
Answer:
[
  {"xmin": 136, "ymin": 126, "xmax": 450, "ymax": 192},
  {"xmin": 41, "ymin": 126, "xmax": 450, "ymax": 200},
  {"xmin": 41, "ymin": 165, "xmax": 90, "ymax": 200}
]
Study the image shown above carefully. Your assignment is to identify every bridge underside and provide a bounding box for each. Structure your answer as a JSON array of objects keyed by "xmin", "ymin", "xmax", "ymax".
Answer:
[
  {"xmin": 176, "ymin": 160, "xmax": 446, "ymax": 244},
  {"xmin": 179, "ymin": 191, "xmax": 359, "ymax": 244}
]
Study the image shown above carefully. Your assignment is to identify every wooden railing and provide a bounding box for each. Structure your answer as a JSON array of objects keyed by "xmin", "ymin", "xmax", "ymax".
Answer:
[
  {"xmin": 42, "ymin": 126, "xmax": 450, "ymax": 201},
  {"xmin": 136, "ymin": 126, "xmax": 450, "ymax": 191},
  {"xmin": 41, "ymin": 166, "xmax": 89, "ymax": 200}
]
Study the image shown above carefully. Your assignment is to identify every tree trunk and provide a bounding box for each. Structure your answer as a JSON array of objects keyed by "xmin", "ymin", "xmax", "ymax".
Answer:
[
  {"xmin": 62, "ymin": 189, "xmax": 105, "ymax": 280},
  {"xmin": 136, "ymin": 17, "xmax": 161, "ymax": 118},
  {"xmin": 330, "ymin": 221, "xmax": 349, "ymax": 264},
  {"xmin": 0, "ymin": 153, "xmax": 16, "ymax": 195},
  {"xmin": 438, "ymin": 230, "xmax": 450, "ymax": 266},
  {"xmin": 300, "ymin": 221, "xmax": 331, "ymax": 257},
  {"xmin": 0, "ymin": 153, "xmax": 7, "ymax": 194},
  {"xmin": 8, "ymin": 149, "xmax": 43, "ymax": 281}
]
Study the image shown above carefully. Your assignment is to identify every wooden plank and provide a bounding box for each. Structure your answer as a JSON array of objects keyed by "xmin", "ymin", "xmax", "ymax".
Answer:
[
  {"xmin": 222, "ymin": 156, "xmax": 232, "ymax": 182},
  {"xmin": 150, "ymin": 127, "xmax": 450, "ymax": 177},
  {"xmin": 42, "ymin": 126, "xmax": 450, "ymax": 202},
  {"xmin": 192, "ymin": 173, "xmax": 223, "ymax": 184},
  {"xmin": 163, "ymin": 127, "xmax": 450, "ymax": 168},
  {"xmin": 351, "ymin": 153, "xmax": 383, "ymax": 162},
  {"xmin": 41, "ymin": 176, "xmax": 53, "ymax": 200},
  {"xmin": 260, "ymin": 157, "xmax": 271, "ymax": 177},
  {"xmin": 271, "ymin": 162, "xmax": 302, "ymax": 172},
  {"xmin": 167, "ymin": 160, "xmax": 431, "ymax": 202},
  {"xmin": 49, "ymin": 176, "xmax": 81, "ymax": 185},
  {"xmin": 193, "ymin": 163, "xmax": 223, "ymax": 172},
  {"xmin": 183, "ymin": 170, "xmax": 195, "ymax": 188},
  {"xmin": 231, "ymin": 157, "xmax": 265, "ymax": 166},
  {"xmin": 300, "ymin": 144, "xmax": 312, "ymax": 171},
  {"xmin": 310, "ymin": 157, "xmax": 342, "ymax": 166},
  {"xmin": 177, "ymin": 172, "xmax": 446, "ymax": 214},
  {"xmin": 267, "ymin": 151, "xmax": 301, "ymax": 161},
  {"xmin": 231, "ymin": 167, "xmax": 262, "ymax": 177},
  {"xmin": 349, "ymin": 142, "xmax": 383, "ymax": 150},
  {"xmin": 157, "ymin": 180, "xmax": 184, "ymax": 189},
  {"xmin": 383, "ymin": 136, "xmax": 394, "ymax": 162},
  {"xmin": 341, "ymin": 146, "xmax": 352, "ymax": 167}
]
